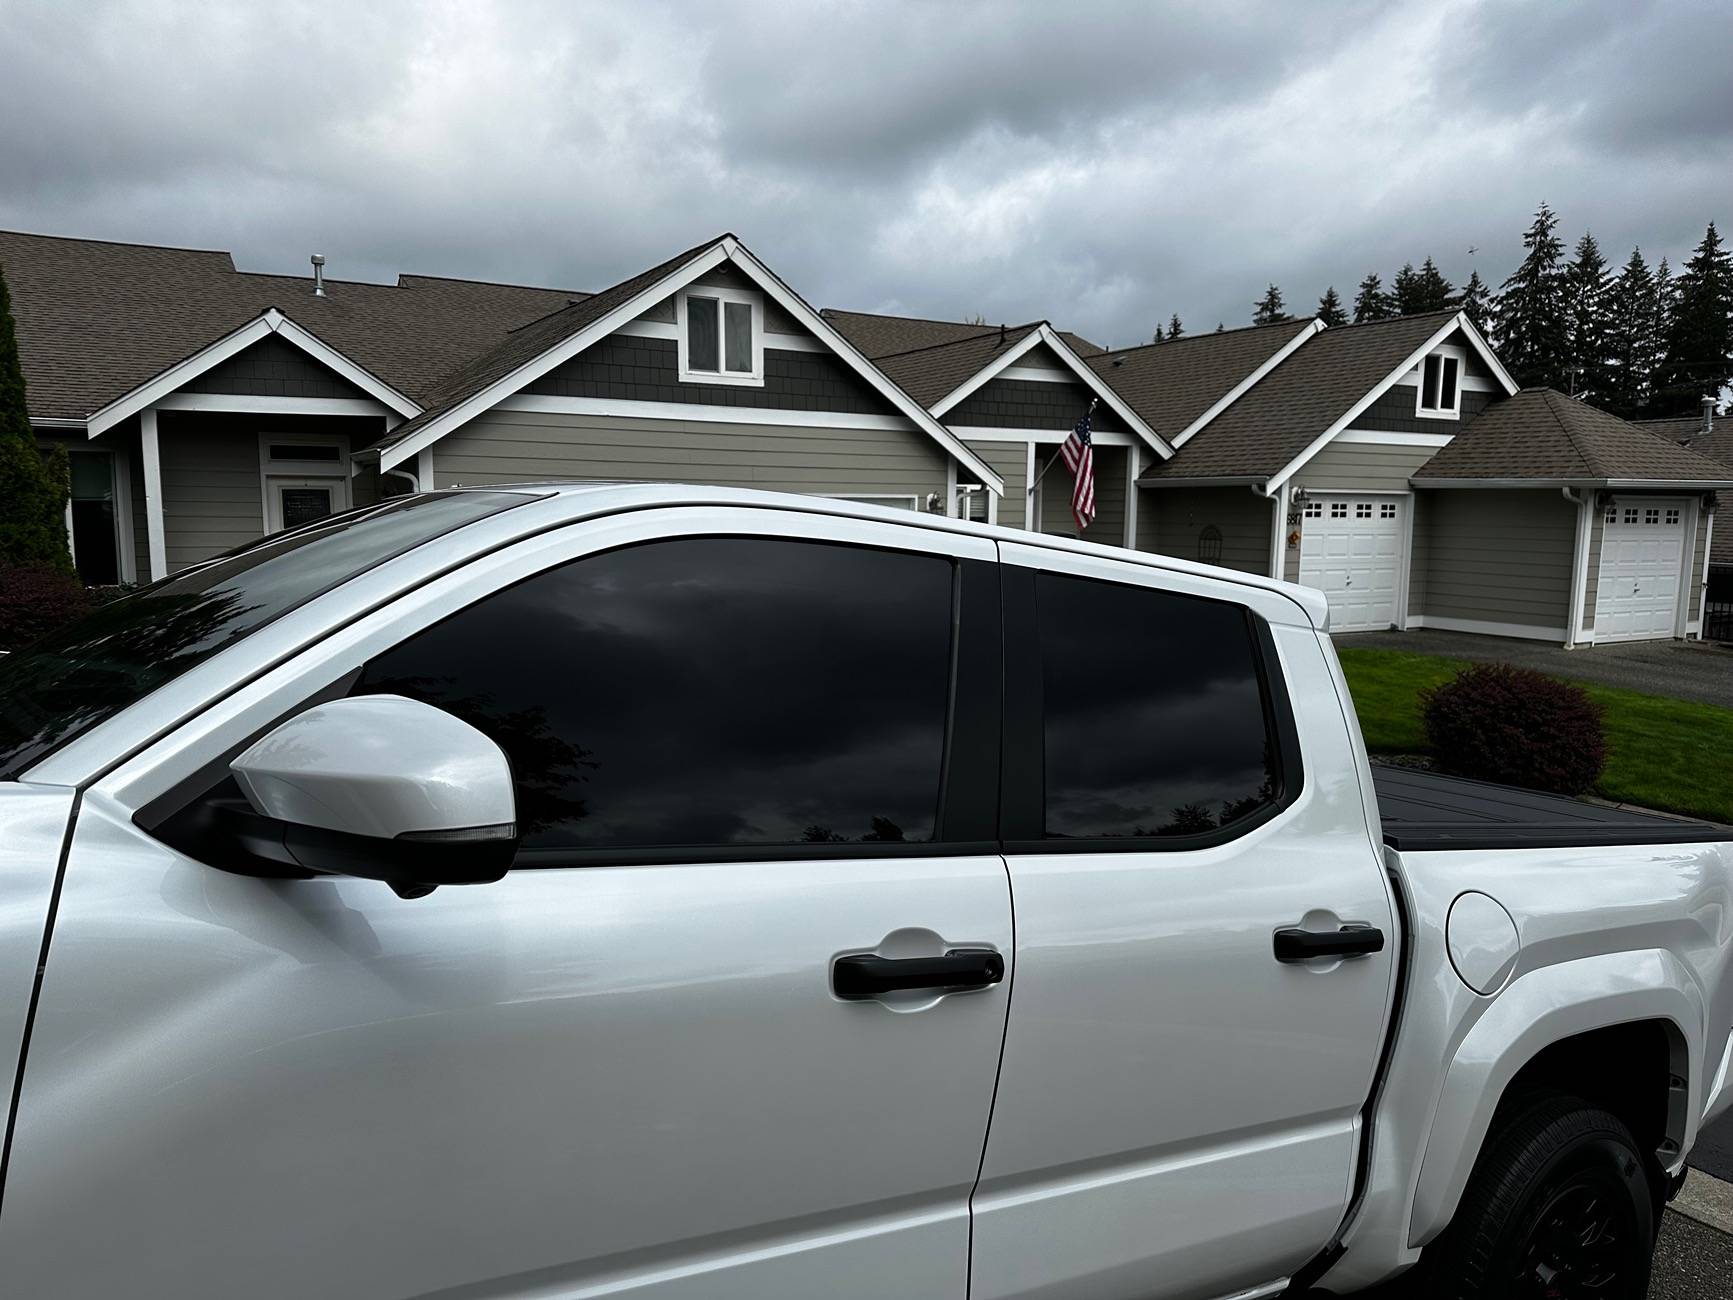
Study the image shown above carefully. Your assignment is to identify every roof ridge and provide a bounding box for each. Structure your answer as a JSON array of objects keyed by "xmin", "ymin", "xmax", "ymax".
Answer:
[
  {"xmin": 0, "ymin": 227, "xmax": 235, "ymax": 259},
  {"xmin": 397, "ymin": 270, "xmax": 589, "ymax": 295},
  {"xmin": 871, "ymin": 320, "xmax": 1044, "ymax": 362},
  {"xmin": 1094, "ymin": 318, "xmax": 1308, "ymax": 360},
  {"xmin": 1536, "ymin": 389, "xmax": 1603, "ymax": 478},
  {"xmin": 821, "ymin": 306, "xmax": 1002, "ymax": 333}
]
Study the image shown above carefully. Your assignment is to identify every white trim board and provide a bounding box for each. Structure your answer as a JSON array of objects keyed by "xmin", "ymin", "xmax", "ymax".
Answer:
[
  {"xmin": 493, "ymin": 393, "xmax": 922, "ymax": 433},
  {"xmin": 1404, "ymin": 615, "xmax": 1568, "ymax": 644},
  {"xmin": 87, "ymin": 308, "xmax": 419, "ymax": 435},
  {"xmin": 153, "ymin": 393, "xmax": 393, "ymax": 417},
  {"xmin": 380, "ymin": 236, "xmax": 1005, "ymax": 494},
  {"xmin": 1266, "ymin": 312, "xmax": 1519, "ymax": 493},
  {"xmin": 1334, "ymin": 428, "xmax": 1454, "ymax": 448},
  {"xmin": 613, "ymin": 318, "xmax": 824, "ymax": 353},
  {"xmin": 927, "ymin": 322, "xmax": 1171, "ymax": 459},
  {"xmin": 1169, "ymin": 319, "xmax": 1324, "ymax": 450},
  {"xmin": 951, "ymin": 424, "xmax": 1138, "ymax": 447}
]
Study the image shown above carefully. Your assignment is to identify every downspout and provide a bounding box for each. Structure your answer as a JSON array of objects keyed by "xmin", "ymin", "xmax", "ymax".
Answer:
[
  {"xmin": 381, "ymin": 467, "xmax": 420, "ymax": 494},
  {"xmin": 1256, "ymin": 481, "xmax": 1289, "ymax": 581},
  {"xmin": 1563, "ymin": 486, "xmax": 1592, "ymax": 649}
]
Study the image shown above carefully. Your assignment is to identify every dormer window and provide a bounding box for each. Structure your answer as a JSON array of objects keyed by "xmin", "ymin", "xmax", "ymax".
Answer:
[
  {"xmin": 677, "ymin": 285, "xmax": 764, "ymax": 386},
  {"xmin": 1417, "ymin": 346, "xmax": 1464, "ymax": 418}
]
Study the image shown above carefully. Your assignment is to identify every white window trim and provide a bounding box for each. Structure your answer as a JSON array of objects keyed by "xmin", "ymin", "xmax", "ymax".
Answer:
[
  {"xmin": 676, "ymin": 285, "xmax": 765, "ymax": 387},
  {"xmin": 1416, "ymin": 344, "xmax": 1467, "ymax": 420},
  {"xmin": 257, "ymin": 432, "xmax": 352, "ymax": 533}
]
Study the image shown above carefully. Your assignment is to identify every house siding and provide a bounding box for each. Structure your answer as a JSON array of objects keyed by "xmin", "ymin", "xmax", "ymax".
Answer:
[
  {"xmin": 1407, "ymin": 492, "xmax": 1430, "ymax": 617},
  {"xmin": 1292, "ymin": 441, "xmax": 1437, "ymax": 493},
  {"xmin": 1582, "ymin": 503, "xmax": 1606, "ymax": 632},
  {"xmin": 948, "ymin": 376, "xmax": 1127, "ymax": 433},
  {"xmin": 1036, "ymin": 445, "xmax": 1126, "ymax": 544},
  {"xmin": 184, "ymin": 334, "xmax": 371, "ymax": 400},
  {"xmin": 1140, "ymin": 486, "xmax": 1272, "ymax": 576},
  {"xmin": 967, "ymin": 440, "xmax": 1029, "ymax": 529},
  {"xmin": 1415, "ymin": 489, "xmax": 1576, "ymax": 634},
  {"xmin": 1689, "ymin": 505, "xmax": 1710, "ymax": 628},
  {"xmin": 430, "ymin": 409, "xmax": 949, "ymax": 502},
  {"xmin": 159, "ymin": 415, "xmax": 263, "ymax": 571},
  {"xmin": 527, "ymin": 336, "xmax": 890, "ymax": 415},
  {"xmin": 1347, "ymin": 386, "xmax": 1495, "ymax": 434}
]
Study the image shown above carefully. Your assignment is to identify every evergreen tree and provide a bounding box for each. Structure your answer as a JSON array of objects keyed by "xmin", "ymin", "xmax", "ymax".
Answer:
[
  {"xmin": 1151, "ymin": 324, "xmax": 1165, "ymax": 344},
  {"xmin": 1562, "ymin": 232, "xmax": 1612, "ymax": 400},
  {"xmin": 1391, "ymin": 262, "xmax": 1421, "ymax": 315},
  {"xmin": 1458, "ymin": 270, "xmax": 1494, "ymax": 333},
  {"xmin": 1252, "ymin": 284, "xmax": 1291, "ymax": 325},
  {"xmin": 1315, "ymin": 286, "xmax": 1347, "ymax": 328},
  {"xmin": 1167, "ymin": 312, "xmax": 1184, "ymax": 340},
  {"xmin": 1602, "ymin": 247, "xmax": 1661, "ymax": 417},
  {"xmin": 1654, "ymin": 221, "xmax": 1733, "ymax": 415},
  {"xmin": 1412, "ymin": 256, "xmax": 1454, "ymax": 312},
  {"xmin": 1352, "ymin": 272, "xmax": 1393, "ymax": 323},
  {"xmin": 1495, "ymin": 202, "xmax": 1569, "ymax": 388},
  {"xmin": 1215, "ymin": 322, "xmax": 1225, "ymax": 333},
  {"xmin": 0, "ymin": 262, "xmax": 72, "ymax": 573}
]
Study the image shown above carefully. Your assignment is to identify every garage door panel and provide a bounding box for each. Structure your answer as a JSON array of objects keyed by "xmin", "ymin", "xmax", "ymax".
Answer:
[
  {"xmin": 1593, "ymin": 499, "xmax": 1687, "ymax": 643},
  {"xmin": 1297, "ymin": 495, "xmax": 1406, "ymax": 633}
]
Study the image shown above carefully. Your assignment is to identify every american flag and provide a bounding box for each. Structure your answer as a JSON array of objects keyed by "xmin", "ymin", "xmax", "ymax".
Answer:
[{"xmin": 1059, "ymin": 400, "xmax": 1097, "ymax": 532}]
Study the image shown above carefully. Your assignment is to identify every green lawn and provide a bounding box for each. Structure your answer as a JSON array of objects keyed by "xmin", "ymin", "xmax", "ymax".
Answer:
[{"xmin": 1336, "ymin": 647, "xmax": 1733, "ymax": 825}]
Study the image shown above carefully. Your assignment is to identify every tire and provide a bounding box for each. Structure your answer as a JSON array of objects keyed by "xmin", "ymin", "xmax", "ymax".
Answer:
[{"xmin": 1411, "ymin": 1092, "xmax": 1655, "ymax": 1299}]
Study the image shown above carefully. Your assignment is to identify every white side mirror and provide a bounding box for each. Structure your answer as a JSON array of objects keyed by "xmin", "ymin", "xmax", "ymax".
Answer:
[{"xmin": 229, "ymin": 695, "xmax": 517, "ymax": 893}]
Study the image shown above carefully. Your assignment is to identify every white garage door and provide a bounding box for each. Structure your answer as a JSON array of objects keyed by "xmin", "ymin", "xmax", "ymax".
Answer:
[
  {"xmin": 1299, "ymin": 495, "xmax": 1405, "ymax": 633},
  {"xmin": 1594, "ymin": 499, "xmax": 1688, "ymax": 642}
]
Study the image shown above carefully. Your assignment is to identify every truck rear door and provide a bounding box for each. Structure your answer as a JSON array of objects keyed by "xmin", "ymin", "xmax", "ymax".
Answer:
[{"xmin": 971, "ymin": 546, "xmax": 1397, "ymax": 1300}]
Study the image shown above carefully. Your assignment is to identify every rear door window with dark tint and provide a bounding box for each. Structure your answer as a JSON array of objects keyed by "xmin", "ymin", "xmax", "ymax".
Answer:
[
  {"xmin": 357, "ymin": 537, "xmax": 957, "ymax": 856},
  {"xmin": 1038, "ymin": 572, "xmax": 1282, "ymax": 840}
]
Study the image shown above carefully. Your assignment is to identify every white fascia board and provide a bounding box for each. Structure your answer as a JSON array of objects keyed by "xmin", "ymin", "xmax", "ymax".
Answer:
[
  {"xmin": 1335, "ymin": 428, "xmax": 1454, "ymax": 447},
  {"xmin": 88, "ymin": 313, "xmax": 277, "ymax": 435},
  {"xmin": 1135, "ymin": 475, "xmax": 1267, "ymax": 489},
  {"xmin": 718, "ymin": 237, "xmax": 1004, "ymax": 494},
  {"xmin": 1265, "ymin": 315, "xmax": 1473, "ymax": 492},
  {"xmin": 380, "ymin": 243, "xmax": 731, "ymax": 471},
  {"xmin": 1170, "ymin": 319, "xmax": 1325, "ymax": 450},
  {"xmin": 154, "ymin": 393, "xmax": 392, "ymax": 417},
  {"xmin": 931, "ymin": 324, "xmax": 1172, "ymax": 460},
  {"xmin": 494, "ymin": 393, "xmax": 918, "ymax": 431},
  {"xmin": 1417, "ymin": 477, "xmax": 1733, "ymax": 490},
  {"xmin": 270, "ymin": 316, "xmax": 420, "ymax": 416},
  {"xmin": 1454, "ymin": 311, "xmax": 1519, "ymax": 396},
  {"xmin": 31, "ymin": 417, "xmax": 87, "ymax": 430}
]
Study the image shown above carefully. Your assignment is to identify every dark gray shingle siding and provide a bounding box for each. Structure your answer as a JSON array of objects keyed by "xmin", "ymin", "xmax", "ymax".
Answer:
[
  {"xmin": 184, "ymin": 335, "xmax": 370, "ymax": 400},
  {"xmin": 948, "ymin": 377, "xmax": 1127, "ymax": 432},
  {"xmin": 1348, "ymin": 386, "xmax": 1495, "ymax": 433}
]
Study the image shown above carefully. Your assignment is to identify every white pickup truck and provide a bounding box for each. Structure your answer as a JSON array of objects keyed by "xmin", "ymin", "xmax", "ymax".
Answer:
[{"xmin": 0, "ymin": 484, "xmax": 1728, "ymax": 1300}]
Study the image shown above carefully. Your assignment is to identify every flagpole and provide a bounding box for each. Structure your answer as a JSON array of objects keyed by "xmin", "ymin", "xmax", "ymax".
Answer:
[{"xmin": 1027, "ymin": 398, "xmax": 1097, "ymax": 494}]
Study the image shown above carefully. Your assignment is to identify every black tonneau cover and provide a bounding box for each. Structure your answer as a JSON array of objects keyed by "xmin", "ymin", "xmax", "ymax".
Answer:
[{"xmin": 1373, "ymin": 766, "xmax": 1729, "ymax": 852}]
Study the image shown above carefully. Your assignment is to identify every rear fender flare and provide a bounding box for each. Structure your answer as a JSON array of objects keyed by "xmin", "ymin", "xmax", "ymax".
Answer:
[{"xmin": 1407, "ymin": 948, "xmax": 1702, "ymax": 1248}]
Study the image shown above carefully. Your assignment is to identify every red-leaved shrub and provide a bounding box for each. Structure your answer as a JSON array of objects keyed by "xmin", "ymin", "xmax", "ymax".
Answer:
[
  {"xmin": 1420, "ymin": 663, "xmax": 1606, "ymax": 795},
  {"xmin": 0, "ymin": 565, "xmax": 92, "ymax": 652}
]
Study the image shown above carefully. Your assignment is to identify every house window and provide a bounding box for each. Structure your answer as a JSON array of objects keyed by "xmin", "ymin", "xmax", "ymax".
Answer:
[
  {"xmin": 1355, "ymin": 502, "xmax": 1373, "ymax": 519},
  {"xmin": 1380, "ymin": 502, "xmax": 1398, "ymax": 519},
  {"xmin": 1330, "ymin": 502, "xmax": 1348, "ymax": 519},
  {"xmin": 1417, "ymin": 348, "xmax": 1463, "ymax": 418},
  {"xmin": 66, "ymin": 450, "xmax": 120, "ymax": 585},
  {"xmin": 678, "ymin": 286, "xmax": 764, "ymax": 386}
]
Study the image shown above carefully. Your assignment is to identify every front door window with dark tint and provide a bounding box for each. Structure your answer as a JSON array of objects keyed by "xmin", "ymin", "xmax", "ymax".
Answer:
[
  {"xmin": 1038, "ymin": 573, "xmax": 1280, "ymax": 840},
  {"xmin": 357, "ymin": 538, "xmax": 956, "ymax": 855}
]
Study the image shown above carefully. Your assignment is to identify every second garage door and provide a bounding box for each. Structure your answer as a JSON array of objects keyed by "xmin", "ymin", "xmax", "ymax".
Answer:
[
  {"xmin": 1299, "ymin": 495, "xmax": 1405, "ymax": 633},
  {"xmin": 1593, "ymin": 499, "xmax": 1688, "ymax": 642}
]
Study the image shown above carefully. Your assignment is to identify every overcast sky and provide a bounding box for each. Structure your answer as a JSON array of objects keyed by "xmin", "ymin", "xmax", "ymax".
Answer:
[{"xmin": 3, "ymin": 0, "xmax": 1728, "ymax": 349}]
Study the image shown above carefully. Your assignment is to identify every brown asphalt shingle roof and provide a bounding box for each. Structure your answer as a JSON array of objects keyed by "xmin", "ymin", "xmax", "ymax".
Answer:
[
  {"xmin": 1633, "ymin": 414, "xmax": 1733, "ymax": 470},
  {"xmin": 376, "ymin": 235, "xmax": 728, "ymax": 449},
  {"xmin": 823, "ymin": 306, "xmax": 1102, "ymax": 359},
  {"xmin": 1086, "ymin": 319, "xmax": 1314, "ymax": 447},
  {"xmin": 870, "ymin": 324, "xmax": 1044, "ymax": 409},
  {"xmin": 1141, "ymin": 311, "xmax": 1458, "ymax": 481},
  {"xmin": 1413, "ymin": 389, "xmax": 1733, "ymax": 484},
  {"xmin": 1, "ymin": 229, "xmax": 584, "ymax": 421}
]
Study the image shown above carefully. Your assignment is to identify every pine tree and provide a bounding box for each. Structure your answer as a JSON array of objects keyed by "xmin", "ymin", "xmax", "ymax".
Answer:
[
  {"xmin": 1151, "ymin": 324, "xmax": 1165, "ymax": 344},
  {"xmin": 0, "ymin": 262, "xmax": 73, "ymax": 572},
  {"xmin": 1413, "ymin": 256, "xmax": 1454, "ymax": 312},
  {"xmin": 1458, "ymin": 270, "xmax": 1494, "ymax": 334},
  {"xmin": 1495, "ymin": 202, "xmax": 1569, "ymax": 389},
  {"xmin": 1315, "ymin": 286, "xmax": 1347, "ymax": 328},
  {"xmin": 1562, "ymin": 232, "xmax": 1611, "ymax": 400},
  {"xmin": 1602, "ymin": 247, "xmax": 1661, "ymax": 417},
  {"xmin": 1653, "ymin": 221, "xmax": 1733, "ymax": 416},
  {"xmin": 1353, "ymin": 272, "xmax": 1393, "ymax": 323},
  {"xmin": 1167, "ymin": 312, "xmax": 1184, "ymax": 340},
  {"xmin": 1252, "ymin": 284, "xmax": 1290, "ymax": 325},
  {"xmin": 1391, "ymin": 262, "xmax": 1421, "ymax": 315}
]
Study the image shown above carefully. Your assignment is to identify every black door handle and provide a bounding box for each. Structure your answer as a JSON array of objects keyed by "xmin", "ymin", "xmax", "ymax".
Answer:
[
  {"xmin": 1274, "ymin": 925, "xmax": 1385, "ymax": 963},
  {"xmin": 833, "ymin": 948, "xmax": 1005, "ymax": 1000}
]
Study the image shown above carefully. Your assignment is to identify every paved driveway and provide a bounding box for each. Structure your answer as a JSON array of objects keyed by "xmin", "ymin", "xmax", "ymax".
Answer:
[{"xmin": 1335, "ymin": 629, "xmax": 1733, "ymax": 709}]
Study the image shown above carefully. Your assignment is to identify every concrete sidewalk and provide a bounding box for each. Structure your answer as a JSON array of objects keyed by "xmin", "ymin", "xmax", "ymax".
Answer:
[{"xmin": 1335, "ymin": 628, "xmax": 1733, "ymax": 710}]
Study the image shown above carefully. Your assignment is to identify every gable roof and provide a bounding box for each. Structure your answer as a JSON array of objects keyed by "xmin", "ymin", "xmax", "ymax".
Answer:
[
  {"xmin": 1414, "ymin": 389, "xmax": 1733, "ymax": 487},
  {"xmin": 1140, "ymin": 311, "xmax": 1475, "ymax": 484},
  {"xmin": 0, "ymin": 228, "xmax": 582, "ymax": 422},
  {"xmin": 1087, "ymin": 319, "xmax": 1319, "ymax": 449},
  {"xmin": 1633, "ymin": 413, "xmax": 1733, "ymax": 471},
  {"xmin": 375, "ymin": 235, "xmax": 1005, "ymax": 492},
  {"xmin": 823, "ymin": 306, "xmax": 1103, "ymax": 359}
]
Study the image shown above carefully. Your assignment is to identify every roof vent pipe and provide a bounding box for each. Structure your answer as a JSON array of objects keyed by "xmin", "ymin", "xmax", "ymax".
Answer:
[
  {"xmin": 311, "ymin": 253, "xmax": 327, "ymax": 297},
  {"xmin": 1703, "ymin": 395, "xmax": 1717, "ymax": 435}
]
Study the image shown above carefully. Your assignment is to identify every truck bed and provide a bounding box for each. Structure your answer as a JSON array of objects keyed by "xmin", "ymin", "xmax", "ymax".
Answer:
[{"xmin": 1372, "ymin": 765, "xmax": 1729, "ymax": 852}]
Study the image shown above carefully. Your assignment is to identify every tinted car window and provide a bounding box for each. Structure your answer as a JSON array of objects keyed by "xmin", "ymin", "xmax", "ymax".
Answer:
[
  {"xmin": 357, "ymin": 537, "xmax": 956, "ymax": 854},
  {"xmin": 0, "ymin": 491, "xmax": 532, "ymax": 779},
  {"xmin": 1038, "ymin": 573, "xmax": 1279, "ymax": 839}
]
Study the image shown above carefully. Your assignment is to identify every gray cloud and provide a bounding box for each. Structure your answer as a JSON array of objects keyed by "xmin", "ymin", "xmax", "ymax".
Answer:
[{"xmin": 1, "ymin": 0, "xmax": 1727, "ymax": 351}]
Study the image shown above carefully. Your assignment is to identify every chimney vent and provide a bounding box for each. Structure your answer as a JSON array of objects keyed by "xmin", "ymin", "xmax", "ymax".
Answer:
[
  {"xmin": 311, "ymin": 253, "xmax": 327, "ymax": 297},
  {"xmin": 1702, "ymin": 395, "xmax": 1716, "ymax": 435}
]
